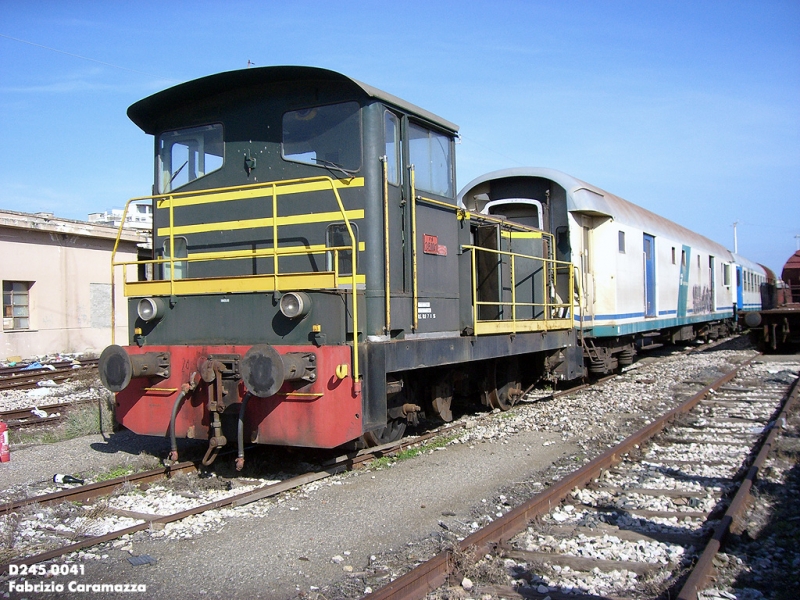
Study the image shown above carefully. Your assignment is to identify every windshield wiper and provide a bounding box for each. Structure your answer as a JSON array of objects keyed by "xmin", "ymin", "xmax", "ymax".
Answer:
[
  {"xmin": 314, "ymin": 158, "xmax": 356, "ymax": 178},
  {"xmin": 169, "ymin": 160, "xmax": 189, "ymax": 186}
]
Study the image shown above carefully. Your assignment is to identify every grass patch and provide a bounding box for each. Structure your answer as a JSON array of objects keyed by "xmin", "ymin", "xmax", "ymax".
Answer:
[
  {"xmin": 94, "ymin": 465, "xmax": 135, "ymax": 482},
  {"xmin": 9, "ymin": 394, "xmax": 115, "ymax": 446},
  {"xmin": 369, "ymin": 434, "xmax": 459, "ymax": 469}
]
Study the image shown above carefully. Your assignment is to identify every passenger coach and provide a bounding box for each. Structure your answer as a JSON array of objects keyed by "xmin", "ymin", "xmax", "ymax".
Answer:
[{"xmin": 459, "ymin": 168, "xmax": 742, "ymax": 373}]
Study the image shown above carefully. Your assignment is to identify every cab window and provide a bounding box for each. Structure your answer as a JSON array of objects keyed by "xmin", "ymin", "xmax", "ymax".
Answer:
[
  {"xmin": 408, "ymin": 122, "xmax": 453, "ymax": 197},
  {"xmin": 158, "ymin": 124, "xmax": 223, "ymax": 193},
  {"xmin": 282, "ymin": 102, "xmax": 361, "ymax": 172},
  {"xmin": 384, "ymin": 111, "xmax": 400, "ymax": 185}
]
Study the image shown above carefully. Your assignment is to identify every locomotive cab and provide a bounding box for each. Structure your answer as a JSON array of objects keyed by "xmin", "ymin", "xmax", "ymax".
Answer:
[{"xmin": 101, "ymin": 67, "xmax": 467, "ymax": 461}]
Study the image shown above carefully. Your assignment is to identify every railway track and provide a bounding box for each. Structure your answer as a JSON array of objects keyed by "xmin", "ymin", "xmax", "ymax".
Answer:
[
  {"xmin": 0, "ymin": 420, "xmax": 473, "ymax": 568},
  {"xmin": 363, "ymin": 353, "xmax": 798, "ymax": 599},
  {"xmin": 0, "ymin": 359, "xmax": 98, "ymax": 392},
  {"xmin": 0, "ymin": 398, "xmax": 100, "ymax": 431},
  {"xmin": 1, "ymin": 339, "xmax": 781, "ymax": 591}
]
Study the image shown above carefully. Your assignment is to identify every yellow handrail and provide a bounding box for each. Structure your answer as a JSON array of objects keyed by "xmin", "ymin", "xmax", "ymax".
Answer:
[
  {"xmin": 410, "ymin": 166, "xmax": 418, "ymax": 332},
  {"xmin": 109, "ymin": 175, "xmax": 364, "ymax": 383},
  {"xmin": 381, "ymin": 156, "xmax": 391, "ymax": 334},
  {"xmin": 463, "ymin": 243, "xmax": 575, "ymax": 335}
]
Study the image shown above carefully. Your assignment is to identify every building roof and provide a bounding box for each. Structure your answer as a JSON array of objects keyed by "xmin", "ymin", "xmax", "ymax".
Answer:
[{"xmin": 0, "ymin": 209, "xmax": 148, "ymax": 244}]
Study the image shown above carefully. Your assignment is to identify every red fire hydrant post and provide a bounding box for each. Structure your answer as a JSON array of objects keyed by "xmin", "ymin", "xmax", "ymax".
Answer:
[{"xmin": 0, "ymin": 421, "xmax": 10, "ymax": 462}]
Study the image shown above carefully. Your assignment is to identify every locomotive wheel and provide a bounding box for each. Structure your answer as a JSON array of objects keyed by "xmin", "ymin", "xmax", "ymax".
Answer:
[
  {"xmin": 483, "ymin": 358, "xmax": 522, "ymax": 411},
  {"xmin": 362, "ymin": 418, "xmax": 406, "ymax": 447},
  {"xmin": 431, "ymin": 375, "xmax": 454, "ymax": 422}
]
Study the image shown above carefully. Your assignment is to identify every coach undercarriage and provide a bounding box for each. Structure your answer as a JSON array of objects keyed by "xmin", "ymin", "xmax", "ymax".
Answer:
[{"xmin": 581, "ymin": 319, "xmax": 736, "ymax": 374}]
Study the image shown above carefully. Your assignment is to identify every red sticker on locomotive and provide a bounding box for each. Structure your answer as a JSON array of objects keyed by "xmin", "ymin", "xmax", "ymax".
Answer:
[{"xmin": 423, "ymin": 234, "xmax": 447, "ymax": 256}]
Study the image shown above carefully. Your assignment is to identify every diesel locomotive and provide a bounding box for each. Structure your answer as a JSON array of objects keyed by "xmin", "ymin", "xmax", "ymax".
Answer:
[{"xmin": 98, "ymin": 66, "xmax": 759, "ymax": 467}]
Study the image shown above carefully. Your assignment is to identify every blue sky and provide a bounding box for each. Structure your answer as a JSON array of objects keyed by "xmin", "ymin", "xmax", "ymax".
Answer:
[{"xmin": 1, "ymin": 0, "xmax": 798, "ymax": 272}]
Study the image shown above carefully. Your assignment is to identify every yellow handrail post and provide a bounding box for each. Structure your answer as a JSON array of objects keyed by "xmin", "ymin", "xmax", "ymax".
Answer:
[
  {"xmin": 410, "ymin": 165, "xmax": 418, "ymax": 332},
  {"xmin": 544, "ymin": 257, "xmax": 549, "ymax": 325},
  {"xmin": 109, "ymin": 198, "xmax": 138, "ymax": 345},
  {"xmin": 168, "ymin": 195, "xmax": 176, "ymax": 297},
  {"xmin": 510, "ymin": 254, "xmax": 517, "ymax": 334},
  {"xmin": 271, "ymin": 184, "xmax": 279, "ymax": 290},
  {"xmin": 471, "ymin": 247, "xmax": 478, "ymax": 332},
  {"xmin": 381, "ymin": 156, "xmax": 391, "ymax": 335},
  {"xmin": 328, "ymin": 183, "xmax": 360, "ymax": 388}
]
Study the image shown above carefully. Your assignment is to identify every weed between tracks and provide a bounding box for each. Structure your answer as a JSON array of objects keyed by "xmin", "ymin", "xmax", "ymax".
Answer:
[
  {"xmin": 9, "ymin": 394, "xmax": 115, "ymax": 446},
  {"xmin": 94, "ymin": 465, "xmax": 136, "ymax": 482},
  {"xmin": 368, "ymin": 435, "xmax": 459, "ymax": 469},
  {"xmin": 447, "ymin": 544, "xmax": 508, "ymax": 585}
]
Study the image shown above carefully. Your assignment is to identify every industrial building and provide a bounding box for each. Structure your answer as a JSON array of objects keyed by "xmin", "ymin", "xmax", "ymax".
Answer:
[{"xmin": 1, "ymin": 209, "xmax": 147, "ymax": 361}]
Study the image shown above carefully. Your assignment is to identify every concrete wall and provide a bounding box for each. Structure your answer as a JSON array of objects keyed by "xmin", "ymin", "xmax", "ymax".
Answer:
[{"xmin": 0, "ymin": 211, "xmax": 146, "ymax": 360}]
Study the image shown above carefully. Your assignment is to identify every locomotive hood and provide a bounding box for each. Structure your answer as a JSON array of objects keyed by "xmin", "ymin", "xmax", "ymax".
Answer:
[{"xmin": 127, "ymin": 65, "xmax": 458, "ymax": 135}]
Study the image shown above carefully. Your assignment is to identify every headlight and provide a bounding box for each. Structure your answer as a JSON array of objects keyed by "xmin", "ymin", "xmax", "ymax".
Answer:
[
  {"xmin": 137, "ymin": 297, "xmax": 166, "ymax": 322},
  {"xmin": 279, "ymin": 292, "xmax": 311, "ymax": 319}
]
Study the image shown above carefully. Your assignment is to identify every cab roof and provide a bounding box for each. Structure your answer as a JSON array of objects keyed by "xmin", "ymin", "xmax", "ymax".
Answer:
[{"xmin": 128, "ymin": 66, "xmax": 459, "ymax": 135}]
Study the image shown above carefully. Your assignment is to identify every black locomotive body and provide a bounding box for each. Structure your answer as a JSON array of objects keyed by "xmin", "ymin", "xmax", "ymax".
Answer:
[{"xmin": 99, "ymin": 67, "xmax": 582, "ymax": 465}]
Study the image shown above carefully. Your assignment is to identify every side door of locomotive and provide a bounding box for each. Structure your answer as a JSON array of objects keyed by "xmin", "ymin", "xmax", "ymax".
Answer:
[{"xmin": 383, "ymin": 110, "xmax": 413, "ymax": 333}]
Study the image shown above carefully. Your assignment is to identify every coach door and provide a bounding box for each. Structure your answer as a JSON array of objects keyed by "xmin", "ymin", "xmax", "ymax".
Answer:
[
  {"xmin": 735, "ymin": 265, "xmax": 743, "ymax": 310},
  {"xmin": 577, "ymin": 216, "xmax": 594, "ymax": 319},
  {"xmin": 643, "ymin": 233, "xmax": 656, "ymax": 317},
  {"xmin": 709, "ymin": 256, "xmax": 716, "ymax": 311}
]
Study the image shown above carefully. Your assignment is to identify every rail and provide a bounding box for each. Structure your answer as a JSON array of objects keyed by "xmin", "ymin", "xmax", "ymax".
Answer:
[
  {"xmin": 109, "ymin": 175, "xmax": 364, "ymax": 381},
  {"xmin": 365, "ymin": 353, "xmax": 762, "ymax": 600}
]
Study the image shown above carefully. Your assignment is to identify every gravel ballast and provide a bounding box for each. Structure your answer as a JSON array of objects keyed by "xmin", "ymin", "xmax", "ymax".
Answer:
[{"xmin": 2, "ymin": 341, "xmax": 796, "ymax": 600}]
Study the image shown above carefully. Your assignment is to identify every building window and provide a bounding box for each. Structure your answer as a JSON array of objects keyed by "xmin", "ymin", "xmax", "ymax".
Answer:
[
  {"xmin": 618, "ymin": 230, "xmax": 625, "ymax": 253},
  {"xmin": 3, "ymin": 281, "xmax": 31, "ymax": 330}
]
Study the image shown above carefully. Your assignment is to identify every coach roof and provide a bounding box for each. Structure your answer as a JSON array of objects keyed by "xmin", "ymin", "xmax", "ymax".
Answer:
[
  {"xmin": 128, "ymin": 66, "xmax": 458, "ymax": 135},
  {"xmin": 459, "ymin": 167, "xmax": 732, "ymax": 258}
]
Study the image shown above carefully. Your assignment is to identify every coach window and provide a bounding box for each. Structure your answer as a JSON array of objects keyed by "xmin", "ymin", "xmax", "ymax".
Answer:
[
  {"xmin": 3, "ymin": 281, "xmax": 31, "ymax": 330},
  {"xmin": 618, "ymin": 231, "xmax": 625, "ymax": 253},
  {"xmin": 408, "ymin": 122, "xmax": 453, "ymax": 197},
  {"xmin": 282, "ymin": 102, "xmax": 361, "ymax": 173},
  {"xmin": 384, "ymin": 111, "xmax": 400, "ymax": 185},
  {"xmin": 672, "ymin": 247, "xmax": 676, "ymax": 264},
  {"xmin": 158, "ymin": 124, "xmax": 223, "ymax": 193},
  {"xmin": 723, "ymin": 264, "xmax": 731, "ymax": 286}
]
